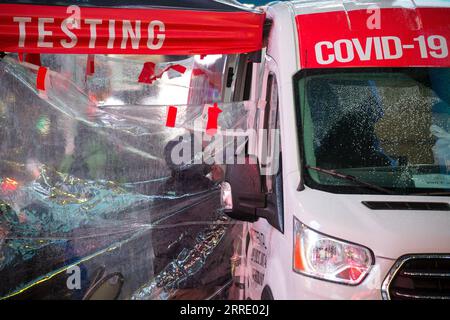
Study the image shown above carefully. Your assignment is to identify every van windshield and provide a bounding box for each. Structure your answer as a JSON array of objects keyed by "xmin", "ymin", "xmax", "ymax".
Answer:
[{"xmin": 295, "ymin": 68, "xmax": 450, "ymax": 194}]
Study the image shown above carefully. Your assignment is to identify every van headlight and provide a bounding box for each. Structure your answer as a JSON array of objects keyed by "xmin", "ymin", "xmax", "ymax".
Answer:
[{"xmin": 293, "ymin": 218, "xmax": 374, "ymax": 285}]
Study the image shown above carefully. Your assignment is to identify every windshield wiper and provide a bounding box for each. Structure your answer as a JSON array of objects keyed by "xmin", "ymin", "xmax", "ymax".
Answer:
[{"xmin": 305, "ymin": 165, "xmax": 394, "ymax": 195}]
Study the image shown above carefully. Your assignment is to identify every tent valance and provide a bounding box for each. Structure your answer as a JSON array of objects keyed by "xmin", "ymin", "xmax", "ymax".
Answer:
[{"xmin": 0, "ymin": 1, "xmax": 265, "ymax": 55}]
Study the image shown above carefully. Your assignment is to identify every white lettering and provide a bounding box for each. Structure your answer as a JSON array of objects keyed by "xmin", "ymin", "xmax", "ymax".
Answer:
[
  {"xmin": 13, "ymin": 17, "xmax": 32, "ymax": 47},
  {"xmin": 121, "ymin": 20, "xmax": 141, "ymax": 49},
  {"xmin": 108, "ymin": 20, "xmax": 115, "ymax": 49},
  {"xmin": 381, "ymin": 36, "xmax": 402, "ymax": 59},
  {"xmin": 66, "ymin": 5, "xmax": 81, "ymax": 29},
  {"xmin": 334, "ymin": 39, "xmax": 354, "ymax": 63},
  {"xmin": 315, "ymin": 41, "xmax": 334, "ymax": 65},
  {"xmin": 38, "ymin": 17, "xmax": 54, "ymax": 48},
  {"xmin": 373, "ymin": 36, "xmax": 384, "ymax": 60},
  {"xmin": 352, "ymin": 37, "xmax": 372, "ymax": 61},
  {"xmin": 366, "ymin": 5, "xmax": 381, "ymax": 30},
  {"xmin": 66, "ymin": 266, "xmax": 81, "ymax": 290},
  {"xmin": 61, "ymin": 18, "xmax": 78, "ymax": 48},
  {"xmin": 85, "ymin": 19, "xmax": 102, "ymax": 48},
  {"xmin": 314, "ymin": 36, "xmax": 413, "ymax": 64},
  {"xmin": 147, "ymin": 20, "xmax": 165, "ymax": 50}
]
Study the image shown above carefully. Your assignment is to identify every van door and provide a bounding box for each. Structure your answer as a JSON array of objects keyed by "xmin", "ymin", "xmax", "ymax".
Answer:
[{"xmin": 245, "ymin": 67, "xmax": 283, "ymax": 299}]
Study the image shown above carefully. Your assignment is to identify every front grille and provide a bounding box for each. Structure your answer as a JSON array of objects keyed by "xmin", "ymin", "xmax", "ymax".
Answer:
[{"xmin": 383, "ymin": 255, "xmax": 450, "ymax": 300}]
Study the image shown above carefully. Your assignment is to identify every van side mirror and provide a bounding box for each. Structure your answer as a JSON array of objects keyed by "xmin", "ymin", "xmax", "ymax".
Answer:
[
  {"xmin": 222, "ymin": 156, "xmax": 283, "ymax": 232},
  {"xmin": 221, "ymin": 158, "xmax": 283, "ymax": 232},
  {"xmin": 221, "ymin": 157, "xmax": 264, "ymax": 222}
]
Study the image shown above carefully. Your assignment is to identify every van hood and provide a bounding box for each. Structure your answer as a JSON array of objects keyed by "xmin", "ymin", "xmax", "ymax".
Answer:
[{"xmin": 287, "ymin": 173, "xmax": 450, "ymax": 259}]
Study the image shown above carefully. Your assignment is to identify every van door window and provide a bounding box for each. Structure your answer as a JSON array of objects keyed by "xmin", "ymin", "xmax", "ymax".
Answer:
[
  {"xmin": 260, "ymin": 73, "xmax": 283, "ymax": 232},
  {"xmin": 262, "ymin": 74, "xmax": 280, "ymax": 193}
]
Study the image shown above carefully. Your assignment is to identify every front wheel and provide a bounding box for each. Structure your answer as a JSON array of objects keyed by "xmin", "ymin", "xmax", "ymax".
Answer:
[{"xmin": 261, "ymin": 286, "xmax": 274, "ymax": 300}]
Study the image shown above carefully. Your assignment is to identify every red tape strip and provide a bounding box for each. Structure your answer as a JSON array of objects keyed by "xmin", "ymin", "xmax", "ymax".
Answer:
[
  {"xmin": 206, "ymin": 103, "xmax": 222, "ymax": 136},
  {"xmin": 86, "ymin": 54, "xmax": 95, "ymax": 76},
  {"xmin": 168, "ymin": 64, "xmax": 187, "ymax": 74},
  {"xmin": 36, "ymin": 66, "xmax": 48, "ymax": 91},
  {"xmin": 139, "ymin": 63, "xmax": 186, "ymax": 84},
  {"xmin": 192, "ymin": 68, "xmax": 206, "ymax": 76},
  {"xmin": 138, "ymin": 62, "xmax": 156, "ymax": 84},
  {"xmin": 166, "ymin": 106, "xmax": 177, "ymax": 128}
]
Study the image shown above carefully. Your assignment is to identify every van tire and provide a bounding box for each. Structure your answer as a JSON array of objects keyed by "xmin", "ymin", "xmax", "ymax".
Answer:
[{"xmin": 261, "ymin": 286, "xmax": 274, "ymax": 300}]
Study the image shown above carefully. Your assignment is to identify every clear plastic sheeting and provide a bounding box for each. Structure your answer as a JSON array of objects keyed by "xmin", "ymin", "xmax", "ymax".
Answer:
[
  {"xmin": 0, "ymin": 54, "xmax": 251, "ymax": 299},
  {"xmin": 131, "ymin": 214, "xmax": 234, "ymax": 300}
]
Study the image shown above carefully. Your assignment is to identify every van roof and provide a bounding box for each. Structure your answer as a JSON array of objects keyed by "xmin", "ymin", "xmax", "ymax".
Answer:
[{"xmin": 291, "ymin": 0, "xmax": 450, "ymax": 15}]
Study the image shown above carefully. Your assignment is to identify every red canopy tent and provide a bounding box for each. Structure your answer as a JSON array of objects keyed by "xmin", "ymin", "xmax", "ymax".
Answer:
[
  {"xmin": 0, "ymin": 0, "xmax": 266, "ymax": 55},
  {"xmin": 0, "ymin": 1, "xmax": 262, "ymax": 301}
]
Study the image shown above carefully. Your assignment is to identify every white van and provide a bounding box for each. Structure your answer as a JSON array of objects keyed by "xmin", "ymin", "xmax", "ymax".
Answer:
[{"xmin": 222, "ymin": 0, "xmax": 450, "ymax": 300}]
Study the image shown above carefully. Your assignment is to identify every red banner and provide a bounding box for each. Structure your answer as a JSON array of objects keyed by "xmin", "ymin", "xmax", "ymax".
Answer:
[
  {"xmin": 296, "ymin": 8, "xmax": 450, "ymax": 68},
  {"xmin": 0, "ymin": 4, "xmax": 265, "ymax": 55}
]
